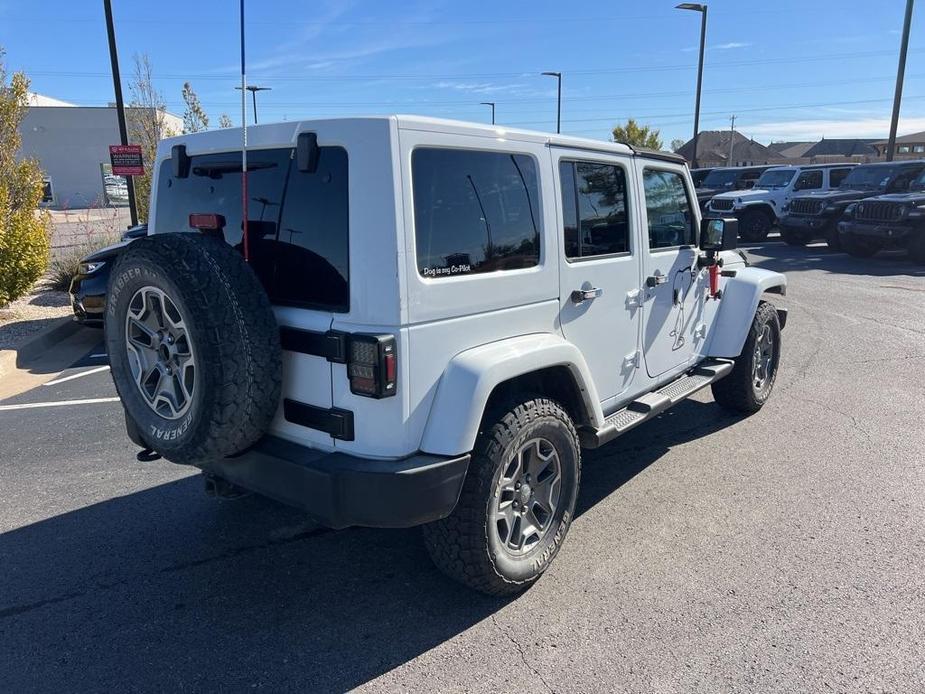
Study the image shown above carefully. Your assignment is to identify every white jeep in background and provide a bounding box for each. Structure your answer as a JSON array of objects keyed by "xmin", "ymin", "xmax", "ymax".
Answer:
[
  {"xmin": 707, "ymin": 163, "xmax": 856, "ymax": 242},
  {"xmin": 104, "ymin": 116, "xmax": 787, "ymax": 595}
]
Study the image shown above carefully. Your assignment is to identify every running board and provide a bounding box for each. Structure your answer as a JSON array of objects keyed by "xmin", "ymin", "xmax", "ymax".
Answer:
[{"xmin": 579, "ymin": 359, "xmax": 734, "ymax": 449}]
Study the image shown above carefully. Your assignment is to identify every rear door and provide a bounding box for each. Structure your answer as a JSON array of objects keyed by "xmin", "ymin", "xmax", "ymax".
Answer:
[
  {"xmin": 553, "ymin": 148, "xmax": 641, "ymax": 407},
  {"xmin": 637, "ymin": 163, "xmax": 703, "ymax": 379}
]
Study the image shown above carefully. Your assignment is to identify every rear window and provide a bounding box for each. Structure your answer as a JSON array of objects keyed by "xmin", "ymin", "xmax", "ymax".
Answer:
[
  {"xmin": 153, "ymin": 146, "xmax": 349, "ymax": 312},
  {"xmin": 412, "ymin": 148, "xmax": 541, "ymax": 278}
]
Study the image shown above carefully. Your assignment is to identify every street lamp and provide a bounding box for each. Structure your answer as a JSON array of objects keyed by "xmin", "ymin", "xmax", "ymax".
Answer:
[
  {"xmin": 886, "ymin": 0, "xmax": 914, "ymax": 161},
  {"xmin": 541, "ymin": 71, "xmax": 562, "ymax": 134},
  {"xmin": 235, "ymin": 84, "xmax": 272, "ymax": 124},
  {"xmin": 676, "ymin": 3, "xmax": 707, "ymax": 167},
  {"xmin": 480, "ymin": 101, "xmax": 496, "ymax": 125}
]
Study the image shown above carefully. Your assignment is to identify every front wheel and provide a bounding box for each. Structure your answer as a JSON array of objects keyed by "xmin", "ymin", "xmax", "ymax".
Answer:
[
  {"xmin": 739, "ymin": 209, "xmax": 773, "ymax": 243},
  {"xmin": 780, "ymin": 226, "xmax": 810, "ymax": 246},
  {"xmin": 422, "ymin": 398, "xmax": 580, "ymax": 595},
  {"xmin": 711, "ymin": 301, "xmax": 781, "ymax": 413},
  {"xmin": 907, "ymin": 234, "xmax": 925, "ymax": 265},
  {"xmin": 842, "ymin": 234, "xmax": 882, "ymax": 258}
]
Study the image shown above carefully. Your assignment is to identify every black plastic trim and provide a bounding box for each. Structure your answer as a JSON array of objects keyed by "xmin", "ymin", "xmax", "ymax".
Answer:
[
  {"xmin": 202, "ymin": 436, "xmax": 470, "ymax": 529},
  {"xmin": 283, "ymin": 399, "xmax": 355, "ymax": 441},
  {"xmin": 279, "ymin": 326, "xmax": 347, "ymax": 363}
]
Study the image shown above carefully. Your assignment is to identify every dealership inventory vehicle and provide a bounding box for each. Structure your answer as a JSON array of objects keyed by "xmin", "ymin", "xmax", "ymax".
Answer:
[
  {"xmin": 105, "ymin": 117, "xmax": 786, "ymax": 595},
  {"xmin": 689, "ymin": 167, "xmax": 715, "ymax": 188},
  {"xmin": 780, "ymin": 161, "xmax": 925, "ymax": 250},
  {"xmin": 69, "ymin": 224, "xmax": 147, "ymax": 326},
  {"xmin": 837, "ymin": 164, "xmax": 925, "ymax": 263},
  {"xmin": 694, "ymin": 165, "xmax": 772, "ymax": 211},
  {"xmin": 707, "ymin": 164, "xmax": 856, "ymax": 242}
]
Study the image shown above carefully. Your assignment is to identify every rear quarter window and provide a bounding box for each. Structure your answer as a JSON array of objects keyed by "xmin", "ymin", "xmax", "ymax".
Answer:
[{"xmin": 412, "ymin": 148, "xmax": 541, "ymax": 278}]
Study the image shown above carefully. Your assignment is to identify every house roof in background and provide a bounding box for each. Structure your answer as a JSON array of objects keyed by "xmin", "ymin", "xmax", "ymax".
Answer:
[
  {"xmin": 676, "ymin": 130, "xmax": 779, "ymax": 163},
  {"xmin": 27, "ymin": 92, "xmax": 77, "ymax": 107},
  {"xmin": 871, "ymin": 130, "xmax": 925, "ymax": 145},
  {"xmin": 768, "ymin": 141, "xmax": 815, "ymax": 158},
  {"xmin": 803, "ymin": 138, "xmax": 877, "ymax": 157}
]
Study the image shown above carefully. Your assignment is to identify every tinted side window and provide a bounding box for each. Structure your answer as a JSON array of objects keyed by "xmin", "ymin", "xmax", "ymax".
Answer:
[
  {"xmin": 795, "ymin": 170, "xmax": 823, "ymax": 190},
  {"xmin": 154, "ymin": 146, "xmax": 349, "ymax": 311},
  {"xmin": 643, "ymin": 169, "xmax": 695, "ymax": 249},
  {"xmin": 412, "ymin": 148, "xmax": 540, "ymax": 278},
  {"xmin": 830, "ymin": 168, "xmax": 852, "ymax": 188},
  {"xmin": 559, "ymin": 160, "xmax": 630, "ymax": 259}
]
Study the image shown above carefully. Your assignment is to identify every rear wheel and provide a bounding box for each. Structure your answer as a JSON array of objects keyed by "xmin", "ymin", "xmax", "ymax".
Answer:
[
  {"xmin": 908, "ymin": 234, "xmax": 925, "ymax": 265},
  {"xmin": 422, "ymin": 397, "xmax": 580, "ymax": 595},
  {"xmin": 780, "ymin": 226, "xmax": 810, "ymax": 246},
  {"xmin": 842, "ymin": 234, "xmax": 882, "ymax": 258},
  {"xmin": 711, "ymin": 301, "xmax": 781, "ymax": 414},
  {"xmin": 739, "ymin": 209, "xmax": 773, "ymax": 243}
]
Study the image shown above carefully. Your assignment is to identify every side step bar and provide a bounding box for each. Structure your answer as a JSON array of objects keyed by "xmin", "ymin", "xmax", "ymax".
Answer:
[{"xmin": 578, "ymin": 359, "xmax": 734, "ymax": 449}]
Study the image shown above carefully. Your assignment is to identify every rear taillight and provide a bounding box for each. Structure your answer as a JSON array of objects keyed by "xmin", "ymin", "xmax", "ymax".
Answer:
[
  {"xmin": 348, "ymin": 335, "xmax": 397, "ymax": 398},
  {"xmin": 189, "ymin": 213, "xmax": 226, "ymax": 231}
]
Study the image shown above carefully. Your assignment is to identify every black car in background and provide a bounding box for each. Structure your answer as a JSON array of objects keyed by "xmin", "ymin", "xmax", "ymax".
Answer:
[
  {"xmin": 695, "ymin": 165, "xmax": 773, "ymax": 210},
  {"xmin": 838, "ymin": 165, "xmax": 925, "ymax": 263},
  {"xmin": 779, "ymin": 161, "xmax": 925, "ymax": 250},
  {"xmin": 69, "ymin": 224, "xmax": 147, "ymax": 327},
  {"xmin": 689, "ymin": 167, "xmax": 715, "ymax": 188}
]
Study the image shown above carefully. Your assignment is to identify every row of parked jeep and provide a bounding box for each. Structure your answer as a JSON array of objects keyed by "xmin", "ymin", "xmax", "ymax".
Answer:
[{"xmin": 691, "ymin": 160, "xmax": 925, "ymax": 263}]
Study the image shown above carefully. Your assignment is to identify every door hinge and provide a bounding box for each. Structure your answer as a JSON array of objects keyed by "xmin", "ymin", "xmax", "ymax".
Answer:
[{"xmin": 623, "ymin": 350, "xmax": 640, "ymax": 370}]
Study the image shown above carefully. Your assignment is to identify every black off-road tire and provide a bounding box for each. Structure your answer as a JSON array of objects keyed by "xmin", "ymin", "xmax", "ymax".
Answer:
[
  {"xmin": 738, "ymin": 209, "xmax": 773, "ymax": 243},
  {"xmin": 711, "ymin": 301, "xmax": 781, "ymax": 414},
  {"xmin": 907, "ymin": 234, "xmax": 925, "ymax": 265},
  {"xmin": 780, "ymin": 226, "xmax": 810, "ymax": 246},
  {"xmin": 824, "ymin": 226, "xmax": 842, "ymax": 252},
  {"xmin": 422, "ymin": 398, "xmax": 580, "ymax": 596},
  {"xmin": 842, "ymin": 234, "xmax": 882, "ymax": 258},
  {"xmin": 105, "ymin": 233, "xmax": 281, "ymax": 465}
]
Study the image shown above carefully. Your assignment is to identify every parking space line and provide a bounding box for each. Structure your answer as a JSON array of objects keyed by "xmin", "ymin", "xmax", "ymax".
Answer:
[
  {"xmin": 0, "ymin": 397, "xmax": 120, "ymax": 412},
  {"xmin": 43, "ymin": 365, "xmax": 111, "ymax": 386}
]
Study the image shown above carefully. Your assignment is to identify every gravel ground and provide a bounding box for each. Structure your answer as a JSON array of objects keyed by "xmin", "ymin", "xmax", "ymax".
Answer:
[{"xmin": 0, "ymin": 287, "xmax": 72, "ymax": 352}]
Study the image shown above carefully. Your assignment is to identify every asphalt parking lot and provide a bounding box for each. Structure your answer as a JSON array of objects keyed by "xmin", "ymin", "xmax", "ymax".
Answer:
[{"xmin": 1, "ymin": 241, "xmax": 923, "ymax": 693}]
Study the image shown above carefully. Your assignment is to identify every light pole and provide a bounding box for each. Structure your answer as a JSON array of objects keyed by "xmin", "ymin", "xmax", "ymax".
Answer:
[
  {"xmin": 541, "ymin": 71, "xmax": 562, "ymax": 133},
  {"xmin": 480, "ymin": 101, "xmax": 496, "ymax": 125},
  {"xmin": 886, "ymin": 0, "xmax": 914, "ymax": 161},
  {"xmin": 235, "ymin": 85, "xmax": 272, "ymax": 124},
  {"xmin": 676, "ymin": 3, "xmax": 707, "ymax": 168}
]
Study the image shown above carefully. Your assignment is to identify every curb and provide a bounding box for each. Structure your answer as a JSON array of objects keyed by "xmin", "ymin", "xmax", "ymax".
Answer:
[{"xmin": 0, "ymin": 317, "xmax": 84, "ymax": 375}]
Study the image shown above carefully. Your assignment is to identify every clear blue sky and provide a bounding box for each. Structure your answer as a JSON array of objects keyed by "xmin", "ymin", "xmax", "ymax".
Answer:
[{"xmin": 1, "ymin": 0, "xmax": 922, "ymax": 145}]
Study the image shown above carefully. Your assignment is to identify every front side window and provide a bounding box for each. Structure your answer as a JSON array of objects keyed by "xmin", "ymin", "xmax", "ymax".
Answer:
[
  {"xmin": 830, "ymin": 168, "xmax": 852, "ymax": 188},
  {"xmin": 412, "ymin": 148, "xmax": 541, "ymax": 278},
  {"xmin": 643, "ymin": 169, "xmax": 695, "ymax": 250},
  {"xmin": 794, "ymin": 170, "xmax": 823, "ymax": 191},
  {"xmin": 154, "ymin": 146, "xmax": 349, "ymax": 311},
  {"xmin": 559, "ymin": 160, "xmax": 630, "ymax": 259}
]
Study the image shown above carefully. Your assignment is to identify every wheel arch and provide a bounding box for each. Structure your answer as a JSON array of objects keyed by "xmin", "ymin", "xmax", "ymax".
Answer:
[
  {"xmin": 706, "ymin": 267, "xmax": 787, "ymax": 358},
  {"xmin": 419, "ymin": 334, "xmax": 603, "ymax": 457},
  {"xmin": 739, "ymin": 202, "xmax": 778, "ymax": 222}
]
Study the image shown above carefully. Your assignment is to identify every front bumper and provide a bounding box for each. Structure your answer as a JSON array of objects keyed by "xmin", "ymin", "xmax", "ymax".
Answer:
[
  {"xmin": 199, "ymin": 435, "xmax": 470, "ymax": 530},
  {"xmin": 838, "ymin": 219, "xmax": 916, "ymax": 241},
  {"xmin": 779, "ymin": 214, "xmax": 835, "ymax": 233},
  {"xmin": 69, "ymin": 270, "xmax": 110, "ymax": 327}
]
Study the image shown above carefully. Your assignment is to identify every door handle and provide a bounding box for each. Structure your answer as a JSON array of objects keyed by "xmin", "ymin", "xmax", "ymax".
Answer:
[
  {"xmin": 645, "ymin": 274, "xmax": 668, "ymax": 288},
  {"xmin": 570, "ymin": 287, "xmax": 603, "ymax": 304}
]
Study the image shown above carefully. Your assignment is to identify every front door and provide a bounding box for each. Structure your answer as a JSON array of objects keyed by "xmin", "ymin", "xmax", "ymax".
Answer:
[
  {"xmin": 639, "ymin": 165, "xmax": 704, "ymax": 378},
  {"xmin": 554, "ymin": 150, "xmax": 641, "ymax": 409}
]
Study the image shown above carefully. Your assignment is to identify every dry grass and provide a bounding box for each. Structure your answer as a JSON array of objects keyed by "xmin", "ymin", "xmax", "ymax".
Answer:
[{"xmin": 46, "ymin": 233, "xmax": 121, "ymax": 292}]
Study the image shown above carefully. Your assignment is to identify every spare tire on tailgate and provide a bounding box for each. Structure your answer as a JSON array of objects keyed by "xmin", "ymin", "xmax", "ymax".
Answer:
[{"xmin": 105, "ymin": 232, "xmax": 282, "ymax": 465}]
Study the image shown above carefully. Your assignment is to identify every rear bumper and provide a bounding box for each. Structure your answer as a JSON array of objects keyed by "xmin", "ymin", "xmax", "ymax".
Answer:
[{"xmin": 200, "ymin": 436, "xmax": 470, "ymax": 530}]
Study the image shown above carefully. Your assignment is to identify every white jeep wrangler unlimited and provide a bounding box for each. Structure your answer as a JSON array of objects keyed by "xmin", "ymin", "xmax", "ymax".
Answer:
[
  {"xmin": 106, "ymin": 116, "xmax": 786, "ymax": 595},
  {"xmin": 706, "ymin": 163, "xmax": 855, "ymax": 242}
]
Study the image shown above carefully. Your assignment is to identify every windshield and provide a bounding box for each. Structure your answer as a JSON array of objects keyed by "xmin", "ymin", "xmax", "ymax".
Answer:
[
  {"xmin": 756, "ymin": 169, "xmax": 796, "ymax": 188},
  {"xmin": 840, "ymin": 165, "xmax": 904, "ymax": 191},
  {"xmin": 700, "ymin": 169, "xmax": 741, "ymax": 188},
  {"xmin": 910, "ymin": 169, "xmax": 925, "ymax": 191}
]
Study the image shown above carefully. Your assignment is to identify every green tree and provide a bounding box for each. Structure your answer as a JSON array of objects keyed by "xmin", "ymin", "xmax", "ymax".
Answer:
[
  {"xmin": 218, "ymin": 113, "xmax": 233, "ymax": 128},
  {"xmin": 127, "ymin": 53, "xmax": 177, "ymax": 222},
  {"xmin": 0, "ymin": 48, "xmax": 50, "ymax": 307},
  {"xmin": 670, "ymin": 138, "xmax": 686, "ymax": 153},
  {"xmin": 611, "ymin": 119, "xmax": 663, "ymax": 150},
  {"xmin": 181, "ymin": 81, "xmax": 209, "ymax": 133}
]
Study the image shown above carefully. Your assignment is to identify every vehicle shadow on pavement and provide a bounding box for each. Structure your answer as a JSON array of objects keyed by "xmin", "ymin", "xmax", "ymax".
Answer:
[
  {"xmin": 744, "ymin": 242, "xmax": 925, "ymax": 278},
  {"xmin": 0, "ymin": 400, "xmax": 742, "ymax": 691}
]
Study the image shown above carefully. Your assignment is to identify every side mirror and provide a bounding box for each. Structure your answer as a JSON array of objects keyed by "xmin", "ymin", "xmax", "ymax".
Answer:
[
  {"xmin": 700, "ymin": 217, "xmax": 738, "ymax": 251},
  {"xmin": 297, "ymin": 132, "xmax": 320, "ymax": 173}
]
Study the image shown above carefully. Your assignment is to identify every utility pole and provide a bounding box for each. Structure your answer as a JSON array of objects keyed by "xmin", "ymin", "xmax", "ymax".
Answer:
[
  {"xmin": 102, "ymin": 0, "xmax": 138, "ymax": 227},
  {"xmin": 728, "ymin": 114, "xmax": 736, "ymax": 164},
  {"xmin": 886, "ymin": 0, "xmax": 914, "ymax": 161}
]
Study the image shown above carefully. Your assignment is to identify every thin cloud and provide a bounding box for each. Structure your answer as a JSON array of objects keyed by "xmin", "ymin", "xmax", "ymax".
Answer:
[
  {"xmin": 682, "ymin": 41, "xmax": 752, "ymax": 52},
  {"xmin": 433, "ymin": 81, "xmax": 528, "ymax": 95}
]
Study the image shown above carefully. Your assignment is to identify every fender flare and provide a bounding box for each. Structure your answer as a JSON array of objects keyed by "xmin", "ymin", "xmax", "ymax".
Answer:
[
  {"xmin": 737, "ymin": 201, "xmax": 778, "ymax": 221},
  {"xmin": 707, "ymin": 267, "xmax": 787, "ymax": 358},
  {"xmin": 419, "ymin": 333, "xmax": 603, "ymax": 457}
]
